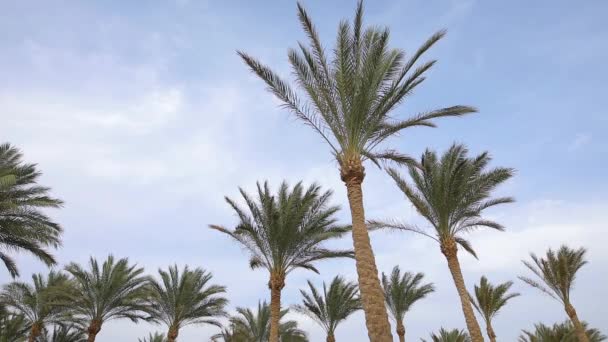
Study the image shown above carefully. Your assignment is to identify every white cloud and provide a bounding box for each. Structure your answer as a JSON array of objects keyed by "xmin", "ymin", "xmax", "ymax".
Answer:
[{"xmin": 568, "ymin": 133, "xmax": 592, "ymax": 151}]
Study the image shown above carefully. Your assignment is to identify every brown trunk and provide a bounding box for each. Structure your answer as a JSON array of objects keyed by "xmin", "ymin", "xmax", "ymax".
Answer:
[
  {"xmin": 441, "ymin": 238, "xmax": 484, "ymax": 342},
  {"xmin": 341, "ymin": 158, "xmax": 393, "ymax": 342},
  {"xmin": 87, "ymin": 319, "xmax": 102, "ymax": 342},
  {"xmin": 326, "ymin": 333, "xmax": 336, "ymax": 342},
  {"xmin": 28, "ymin": 322, "xmax": 42, "ymax": 342},
  {"xmin": 396, "ymin": 320, "xmax": 406, "ymax": 342},
  {"xmin": 167, "ymin": 325, "xmax": 179, "ymax": 342},
  {"xmin": 486, "ymin": 322, "xmax": 496, "ymax": 342},
  {"xmin": 565, "ymin": 302, "xmax": 589, "ymax": 342},
  {"xmin": 269, "ymin": 272, "xmax": 285, "ymax": 342}
]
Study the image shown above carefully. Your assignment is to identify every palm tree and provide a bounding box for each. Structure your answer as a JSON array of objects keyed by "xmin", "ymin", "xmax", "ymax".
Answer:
[
  {"xmin": 237, "ymin": 1, "xmax": 476, "ymax": 339},
  {"xmin": 145, "ymin": 265, "xmax": 228, "ymax": 342},
  {"xmin": 423, "ymin": 328, "xmax": 471, "ymax": 342},
  {"xmin": 64, "ymin": 255, "xmax": 148, "ymax": 342},
  {"xmin": 1, "ymin": 271, "xmax": 71, "ymax": 342},
  {"xmin": 519, "ymin": 320, "xmax": 606, "ymax": 342},
  {"xmin": 469, "ymin": 276, "xmax": 519, "ymax": 342},
  {"xmin": 293, "ymin": 276, "xmax": 361, "ymax": 342},
  {"xmin": 39, "ymin": 324, "xmax": 87, "ymax": 342},
  {"xmin": 370, "ymin": 144, "xmax": 514, "ymax": 342},
  {"xmin": 519, "ymin": 246, "xmax": 590, "ymax": 342},
  {"xmin": 381, "ymin": 266, "xmax": 434, "ymax": 342},
  {"xmin": 210, "ymin": 181, "xmax": 351, "ymax": 342},
  {"xmin": 0, "ymin": 311, "xmax": 28, "ymax": 342},
  {"xmin": 138, "ymin": 332, "xmax": 167, "ymax": 342},
  {"xmin": 217, "ymin": 301, "xmax": 307, "ymax": 342},
  {"xmin": 0, "ymin": 143, "xmax": 63, "ymax": 278}
]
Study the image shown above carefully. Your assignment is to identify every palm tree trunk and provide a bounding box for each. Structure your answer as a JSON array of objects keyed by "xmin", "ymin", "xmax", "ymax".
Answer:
[
  {"xmin": 326, "ymin": 333, "xmax": 336, "ymax": 342},
  {"xmin": 441, "ymin": 238, "xmax": 484, "ymax": 342},
  {"xmin": 167, "ymin": 325, "xmax": 179, "ymax": 342},
  {"xmin": 269, "ymin": 272, "xmax": 285, "ymax": 342},
  {"xmin": 486, "ymin": 322, "xmax": 497, "ymax": 342},
  {"xmin": 565, "ymin": 302, "xmax": 589, "ymax": 342},
  {"xmin": 87, "ymin": 319, "xmax": 102, "ymax": 342},
  {"xmin": 341, "ymin": 159, "xmax": 393, "ymax": 342},
  {"xmin": 396, "ymin": 320, "xmax": 406, "ymax": 342},
  {"xmin": 28, "ymin": 322, "xmax": 42, "ymax": 342}
]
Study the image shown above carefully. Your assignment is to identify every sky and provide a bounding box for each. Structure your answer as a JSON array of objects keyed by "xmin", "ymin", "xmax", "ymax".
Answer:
[{"xmin": 1, "ymin": 0, "xmax": 607, "ymax": 340}]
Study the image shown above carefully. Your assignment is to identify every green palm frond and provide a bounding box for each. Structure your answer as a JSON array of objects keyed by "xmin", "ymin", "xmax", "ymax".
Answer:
[
  {"xmin": 64, "ymin": 255, "xmax": 148, "ymax": 327},
  {"xmin": 238, "ymin": 2, "xmax": 476, "ymax": 167},
  {"xmin": 371, "ymin": 144, "xmax": 514, "ymax": 257},
  {"xmin": 144, "ymin": 265, "xmax": 227, "ymax": 331},
  {"xmin": 381, "ymin": 266, "xmax": 434, "ymax": 323},
  {"xmin": 210, "ymin": 181, "xmax": 352, "ymax": 276},
  {"xmin": 37, "ymin": 324, "xmax": 86, "ymax": 342},
  {"xmin": 0, "ymin": 311, "xmax": 29, "ymax": 341},
  {"xmin": 138, "ymin": 332, "xmax": 167, "ymax": 342},
  {"xmin": 422, "ymin": 328, "xmax": 471, "ymax": 342},
  {"xmin": 518, "ymin": 320, "xmax": 606, "ymax": 342},
  {"xmin": 0, "ymin": 143, "xmax": 64, "ymax": 278},
  {"xmin": 293, "ymin": 276, "xmax": 360, "ymax": 335},
  {"xmin": 469, "ymin": 276, "xmax": 519, "ymax": 324},
  {"xmin": 519, "ymin": 246, "xmax": 587, "ymax": 305}
]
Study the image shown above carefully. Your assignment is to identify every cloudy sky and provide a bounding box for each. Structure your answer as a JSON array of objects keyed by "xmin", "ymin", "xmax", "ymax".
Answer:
[{"xmin": 2, "ymin": 0, "xmax": 607, "ymax": 340}]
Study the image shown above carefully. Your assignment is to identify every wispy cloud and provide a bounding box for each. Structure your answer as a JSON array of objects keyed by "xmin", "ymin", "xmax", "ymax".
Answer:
[{"xmin": 568, "ymin": 133, "xmax": 592, "ymax": 151}]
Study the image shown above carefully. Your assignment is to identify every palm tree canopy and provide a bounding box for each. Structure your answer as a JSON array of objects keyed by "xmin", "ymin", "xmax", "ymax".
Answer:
[
  {"xmin": 518, "ymin": 320, "xmax": 606, "ymax": 342},
  {"xmin": 38, "ymin": 324, "xmax": 87, "ymax": 342},
  {"xmin": 293, "ymin": 275, "xmax": 361, "ymax": 334},
  {"xmin": 138, "ymin": 332, "xmax": 167, "ymax": 342},
  {"xmin": 64, "ymin": 255, "xmax": 148, "ymax": 325},
  {"xmin": 519, "ymin": 245, "xmax": 587, "ymax": 305},
  {"xmin": 210, "ymin": 181, "xmax": 352, "ymax": 277},
  {"xmin": 145, "ymin": 265, "xmax": 228, "ymax": 330},
  {"xmin": 0, "ymin": 311, "xmax": 29, "ymax": 341},
  {"xmin": 370, "ymin": 144, "xmax": 514, "ymax": 258},
  {"xmin": 0, "ymin": 271, "xmax": 71, "ymax": 327},
  {"xmin": 381, "ymin": 266, "xmax": 434, "ymax": 322},
  {"xmin": 238, "ymin": 1, "xmax": 476, "ymax": 169},
  {"xmin": 470, "ymin": 276, "xmax": 519, "ymax": 323},
  {"xmin": 0, "ymin": 142, "xmax": 64, "ymax": 277},
  {"xmin": 221, "ymin": 301, "xmax": 308, "ymax": 342},
  {"xmin": 423, "ymin": 328, "xmax": 471, "ymax": 342}
]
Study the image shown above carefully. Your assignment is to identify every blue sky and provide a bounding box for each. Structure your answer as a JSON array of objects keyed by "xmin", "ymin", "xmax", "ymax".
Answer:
[{"xmin": 1, "ymin": 0, "xmax": 607, "ymax": 340}]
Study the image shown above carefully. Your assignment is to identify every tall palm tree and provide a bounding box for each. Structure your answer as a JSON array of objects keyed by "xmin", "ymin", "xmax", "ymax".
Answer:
[
  {"xmin": 519, "ymin": 246, "xmax": 590, "ymax": 342},
  {"xmin": 217, "ymin": 301, "xmax": 307, "ymax": 342},
  {"xmin": 293, "ymin": 276, "xmax": 361, "ymax": 342},
  {"xmin": 1, "ymin": 271, "xmax": 71, "ymax": 342},
  {"xmin": 64, "ymin": 255, "xmax": 148, "ymax": 342},
  {"xmin": 518, "ymin": 320, "xmax": 606, "ymax": 342},
  {"xmin": 145, "ymin": 265, "xmax": 228, "ymax": 342},
  {"xmin": 237, "ymin": 1, "xmax": 476, "ymax": 339},
  {"xmin": 370, "ymin": 144, "xmax": 514, "ymax": 342},
  {"xmin": 0, "ymin": 143, "xmax": 63, "ymax": 278},
  {"xmin": 381, "ymin": 266, "xmax": 434, "ymax": 342},
  {"xmin": 470, "ymin": 276, "xmax": 519, "ymax": 342},
  {"xmin": 39, "ymin": 324, "xmax": 87, "ymax": 342},
  {"xmin": 138, "ymin": 332, "xmax": 167, "ymax": 342},
  {"xmin": 210, "ymin": 181, "xmax": 351, "ymax": 342},
  {"xmin": 423, "ymin": 328, "xmax": 471, "ymax": 342}
]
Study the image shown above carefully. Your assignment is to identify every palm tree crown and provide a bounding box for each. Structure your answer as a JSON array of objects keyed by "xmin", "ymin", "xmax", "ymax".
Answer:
[
  {"xmin": 145, "ymin": 265, "xmax": 227, "ymax": 341},
  {"xmin": 519, "ymin": 320, "xmax": 606, "ymax": 342},
  {"xmin": 293, "ymin": 276, "xmax": 361, "ymax": 341},
  {"xmin": 423, "ymin": 328, "xmax": 471, "ymax": 342},
  {"xmin": 381, "ymin": 266, "xmax": 434, "ymax": 341},
  {"xmin": 39, "ymin": 324, "xmax": 87, "ymax": 342},
  {"xmin": 138, "ymin": 332, "xmax": 167, "ymax": 342},
  {"xmin": 470, "ymin": 276, "xmax": 519, "ymax": 341},
  {"xmin": 64, "ymin": 255, "xmax": 148, "ymax": 341},
  {"xmin": 0, "ymin": 143, "xmax": 64, "ymax": 277}
]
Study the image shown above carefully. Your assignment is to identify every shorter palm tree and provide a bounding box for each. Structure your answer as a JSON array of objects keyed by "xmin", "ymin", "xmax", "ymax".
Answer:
[
  {"xmin": 64, "ymin": 255, "xmax": 148, "ymax": 342},
  {"xmin": 293, "ymin": 276, "xmax": 361, "ymax": 342},
  {"xmin": 470, "ymin": 276, "xmax": 519, "ymax": 342},
  {"xmin": 381, "ymin": 266, "xmax": 434, "ymax": 342},
  {"xmin": 138, "ymin": 332, "xmax": 167, "ymax": 342},
  {"xmin": 0, "ymin": 143, "xmax": 64, "ymax": 278},
  {"xmin": 219, "ymin": 301, "xmax": 308, "ymax": 342},
  {"xmin": 1, "ymin": 271, "xmax": 71, "ymax": 342},
  {"xmin": 39, "ymin": 324, "xmax": 87, "ymax": 342},
  {"xmin": 519, "ymin": 320, "xmax": 606, "ymax": 342},
  {"xmin": 145, "ymin": 265, "xmax": 228, "ymax": 342},
  {"xmin": 423, "ymin": 328, "xmax": 471, "ymax": 342},
  {"xmin": 519, "ymin": 246, "xmax": 589, "ymax": 342}
]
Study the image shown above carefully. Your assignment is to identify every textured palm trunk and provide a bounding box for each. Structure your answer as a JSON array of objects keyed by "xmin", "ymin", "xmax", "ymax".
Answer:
[
  {"xmin": 485, "ymin": 322, "xmax": 496, "ymax": 342},
  {"xmin": 565, "ymin": 302, "xmax": 589, "ymax": 342},
  {"xmin": 326, "ymin": 332, "xmax": 336, "ymax": 342},
  {"xmin": 441, "ymin": 238, "xmax": 484, "ymax": 342},
  {"xmin": 341, "ymin": 158, "xmax": 393, "ymax": 342},
  {"xmin": 168, "ymin": 325, "xmax": 179, "ymax": 342},
  {"xmin": 396, "ymin": 320, "xmax": 406, "ymax": 342},
  {"xmin": 28, "ymin": 322, "xmax": 42, "ymax": 342},
  {"xmin": 87, "ymin": 319, "xmax": 102, "ymax": 342},
  {"xmin": 269, "ymin": 272, "xmax": 285, "ymax": 342}
]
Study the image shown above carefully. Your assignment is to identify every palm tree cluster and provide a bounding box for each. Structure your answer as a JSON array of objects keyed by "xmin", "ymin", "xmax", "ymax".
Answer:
[{"xmin": 1, "ymin": 1, "xmax": 604, "ymax": 342}]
